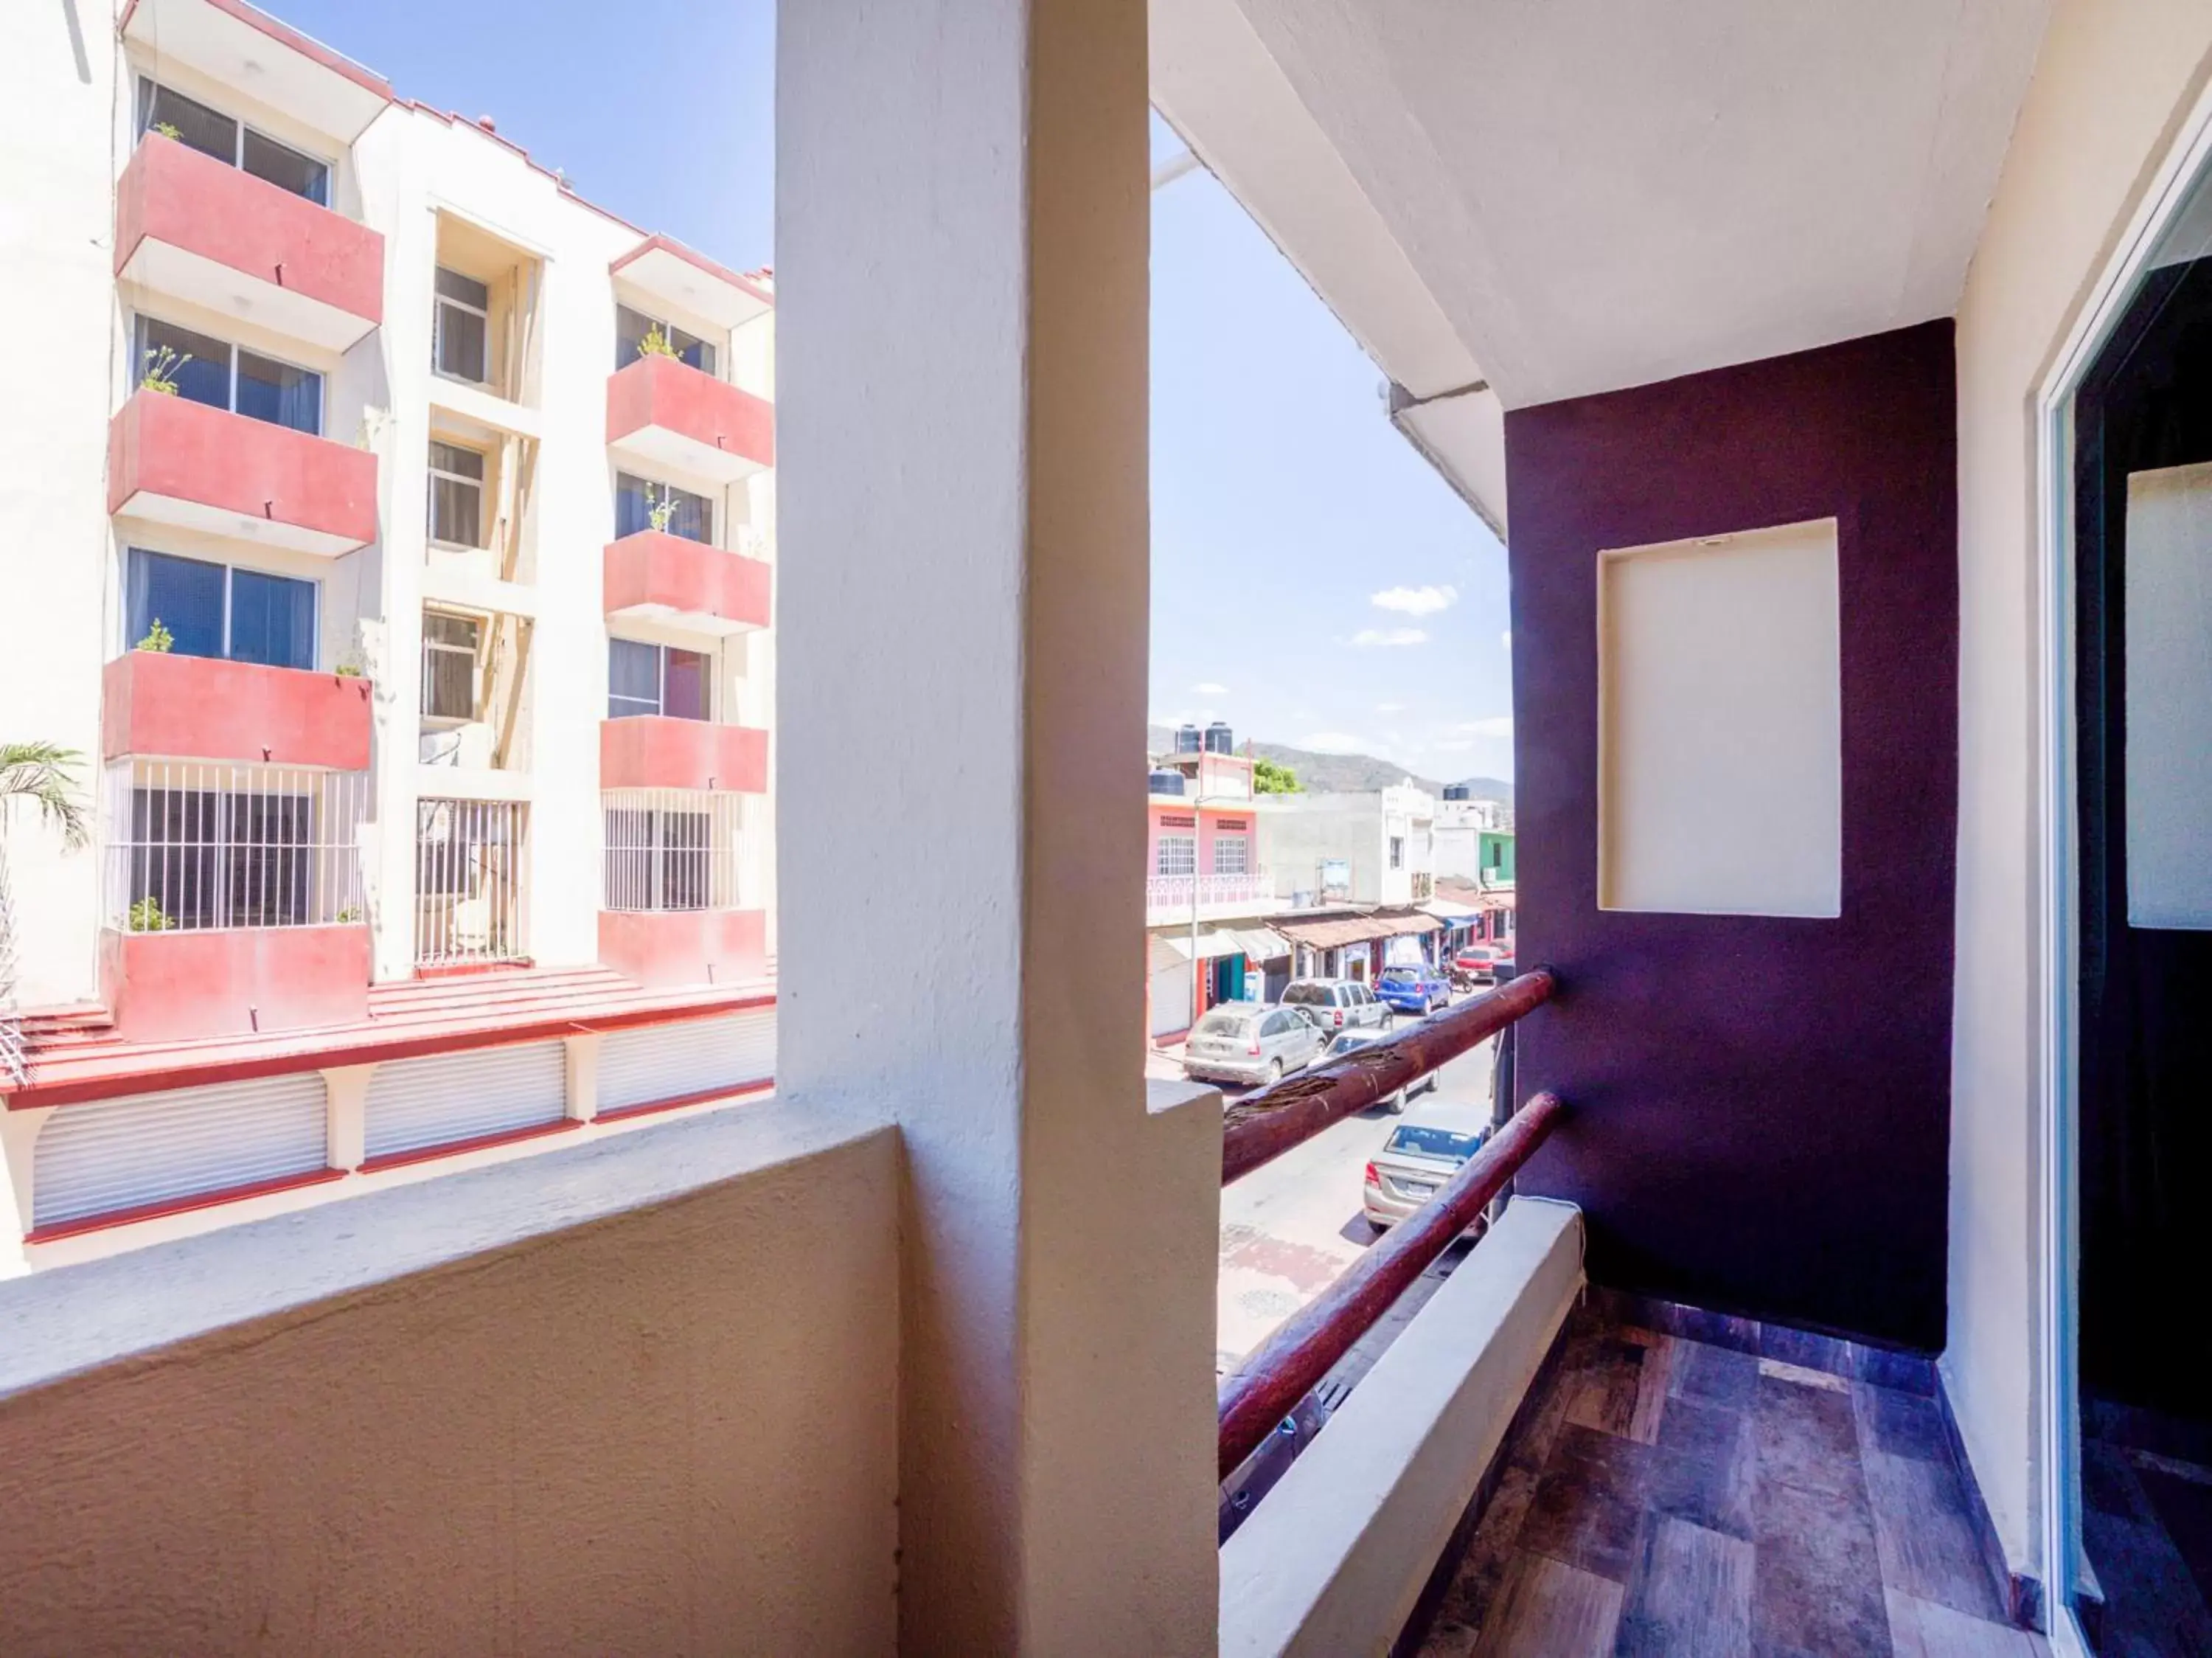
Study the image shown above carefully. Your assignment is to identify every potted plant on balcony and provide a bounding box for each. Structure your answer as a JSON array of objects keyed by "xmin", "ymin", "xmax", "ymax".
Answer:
[
  {"xmin": 134, "ymin": 619, "xmax": 173, "ymax": 653},
  {"xmin": 0, "ymin": 743, "xmax": 90, "ymax": 1086},
  {"xmin": 647, "ymin": 485, "xmax": 679, "ymax": 535},
  {"xmin": 636, "ymin": 323, "xmax": 681, "ymax": 361},
  {"xmin": 139, "ymin": 345, "xmax": 189, "ymax": 397}
]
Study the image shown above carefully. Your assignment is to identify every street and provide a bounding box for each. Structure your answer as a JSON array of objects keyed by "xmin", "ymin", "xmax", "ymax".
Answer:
[{"xmin": 1149, "ymin": 1003, "xmax": 1500, "ymax": 1374}]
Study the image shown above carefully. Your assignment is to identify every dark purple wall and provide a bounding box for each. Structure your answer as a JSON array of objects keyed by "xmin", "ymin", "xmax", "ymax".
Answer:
[{"xmin": 1505, "ymin": 321, "xmax": 1958, "ymax": 1352}]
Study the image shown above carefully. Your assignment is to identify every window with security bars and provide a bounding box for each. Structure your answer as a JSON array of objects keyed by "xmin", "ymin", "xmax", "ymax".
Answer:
[
  {"xmin": 603, "ymin": 791, "xmax": 742, "ymax": 912},
  {"xmin": 414, "ymin": 798, "xmax": 527, "ymax": 965},
  {"xmin": 1155, "ymin": 836, "xmax": 1196, "ymax": 878},
  {"xmin": 105, "ymin": 763, "xmax": 366, "ymax": 932},
  {"xmin": 1211, "ymin": 836, "xmax": 1251, "ymax": 876}
]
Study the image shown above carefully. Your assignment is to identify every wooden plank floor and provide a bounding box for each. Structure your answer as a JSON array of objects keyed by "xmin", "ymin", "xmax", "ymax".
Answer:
[{"xmin": 1418, "ymin": 1307, "xmax": 2045, "ymax": 1657}]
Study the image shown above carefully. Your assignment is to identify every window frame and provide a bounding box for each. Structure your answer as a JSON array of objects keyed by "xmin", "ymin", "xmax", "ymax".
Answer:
[
  {"xmin": 133, "ymin": 313, "xmax": 324, "ymax": 437},
  {"xmin": 1211, "ymin": 834, "xmax": 1251, "ymax": 877},
  {"xmin": 124, "ymin": 546, "xmax": 319, "ymax": 670},
  {"xmin": 134, "ymin": 77, "xmax": 333, "ymax": 206},
  {"xmin": 1388, "ymin": 836, "xmax": 1405, "ymax": 870},
  {"xmin": 615, "ymin": 302, "xmax": 720, "ymax": 378},
  {"xmin": 420, "ymin": 610, "xmax": 483, "ymax": 725},
  {"xmin": 434, "ymin": 268, "xmax": 493, "ymax": 387},
  {"xmin": 607, "ymin": 638, "xmax": 716, "ymax": 722},
  {"xmin": 1154, "ymin": 833, "xmax": 1197, "ymax": 879},
  {"xmin": 427, "ymin": 440, "xmax": 490, "ymax": 549}
]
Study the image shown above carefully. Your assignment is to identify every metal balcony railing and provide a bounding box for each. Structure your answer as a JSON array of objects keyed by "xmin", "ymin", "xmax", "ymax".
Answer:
[
  {"xmin": 415, "ymin": 798, "xmax": 528, "ymax": 967},
  {"xmin": 1214, "ymin": 969, "xmax": 1559, "ymax": 1479},
  {"xmin": 103, "ymin": 761, "xmax": 367, "ymax": 934},
  {"xmin": 1146, "ymin": 870, "xmax": 1274, "ymax": 913},
  {"xmin": 602, "ymin": 789, "xmax": 745, "ymax": 912}
]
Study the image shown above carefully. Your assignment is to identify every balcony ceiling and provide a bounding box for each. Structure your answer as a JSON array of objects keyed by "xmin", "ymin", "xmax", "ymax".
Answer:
[{"xmin": 1152, "ymin": 0, "xmax": 2053, "ymax": 532}]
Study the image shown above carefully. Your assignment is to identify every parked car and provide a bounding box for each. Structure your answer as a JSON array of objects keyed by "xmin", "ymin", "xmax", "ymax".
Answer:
[
  {"xmin": 1374, "ymin": 962, "xmax": 1451, "ymax": 1017},
  {"xmin": 1181, "ymin": 1000, "xmax": 1327, "ymax": 1087},
  {"xmin": 1363, "ymin": 1111, "xmax": 1492, "ymax": 1228},
  {"xmin": 1452, "ymin": 945, "xmax": 1506, "ymax": 987},
  {"xmin": 1321, "ymin": 1027, "xmax": 1439, "ymax": 1114},
  {"xmin": 1279, "ymin": 977, "xmax": 1390, "ymax": 1035}
]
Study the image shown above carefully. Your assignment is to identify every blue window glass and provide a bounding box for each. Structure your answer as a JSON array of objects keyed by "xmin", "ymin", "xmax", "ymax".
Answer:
[
  {"xmin": 127, "ymin": 549, "xmax": 224, "ymax": 659},
  {"xmin": 235, "ymin": 350, "xmax": 321, "ymax": 435},
  {"xmin": 137, "ymin": 316, "xmax": 229, "ymax": 411},
  {"xmin": 614, "ymin": 472, "xmax": 713, "ymax": 544},
  {"xmin": 229, "ymin": 568, "xmax": 316, "ymax": 670}
]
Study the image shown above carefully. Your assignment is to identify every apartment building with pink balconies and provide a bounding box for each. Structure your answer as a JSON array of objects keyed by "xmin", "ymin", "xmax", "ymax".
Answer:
[{"xmin": 0, "ymin": 0, "xmax": 779, "ymax": 1266}]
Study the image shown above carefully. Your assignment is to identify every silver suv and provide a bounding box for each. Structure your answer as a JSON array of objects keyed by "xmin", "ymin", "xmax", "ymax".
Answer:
[
  {"xmin": 1279, "ymin": 977, "xmax": 1391, "ymax": 1036},
  {"xmin": 1182, "ymin": 1001, "xmax": 1326, "ymax": 1087}
]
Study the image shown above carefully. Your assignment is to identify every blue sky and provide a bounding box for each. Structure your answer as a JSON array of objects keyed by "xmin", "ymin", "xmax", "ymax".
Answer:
[{"xmin": 275, "ymin": 3, "xmax": 1514, "ymax": 783}]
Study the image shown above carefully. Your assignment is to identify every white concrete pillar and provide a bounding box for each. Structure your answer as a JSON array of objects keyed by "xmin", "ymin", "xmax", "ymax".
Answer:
[
  {"xmin": 0, "ymin": 1105, "xmax": 53, "ymax": 1272},
  {"xmin": 563, "ymin": 1034, "xmax": 600, "ymax": 1124},
  {"xmin": 321, "ymin": 1064, "xmax": 374, "ymax": 1170},
  {"xmin": 779, "ymin": 1, "xmax": 1220, "ymax": 1651}
]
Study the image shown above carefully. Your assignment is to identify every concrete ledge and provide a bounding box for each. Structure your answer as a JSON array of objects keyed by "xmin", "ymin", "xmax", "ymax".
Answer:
[{"xmin": 1220, "ymin": 1196, "xmax": 1585, "ymax": 1658}]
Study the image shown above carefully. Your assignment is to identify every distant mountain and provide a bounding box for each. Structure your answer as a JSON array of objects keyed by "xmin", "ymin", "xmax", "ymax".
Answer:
[{"xmin": 1146, "ymin": 726, "xmax": 1512, "ymax": 802}]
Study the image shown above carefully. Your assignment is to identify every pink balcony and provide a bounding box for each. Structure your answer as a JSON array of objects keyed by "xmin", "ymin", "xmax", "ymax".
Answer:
[
  {"xmin": 600, "ymin": 718, "xmax": 768, "ymax": 794},
  {"xmin": 604, "ymin": 531, "xmax": 771, "ymax": 637},
  {"xmin": 100, "ymin": 924, "xmax": 371, "ymax": 1043},
  {"xmin": 102, "ymin": 651, "xmax": 372, "ymax": 769},
  {"xmin": 108, "ymin": 389, "xmax": 378, "ymax": 557},
  {"xmin": 599, "ymin": 908, "xmax": 768, "ymax": 991},
  {"xmin": 115, "ymin": 134, "xmax": 384, "ymax": 353},
  {"xmin": 606, "ymin": 354, "xmax": 774, "ymax": 485}
]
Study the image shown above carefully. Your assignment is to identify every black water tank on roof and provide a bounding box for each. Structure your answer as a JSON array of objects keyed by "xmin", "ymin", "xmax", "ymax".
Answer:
[
  {"xmin": 1175, "ymin": 724, "xmax": 1203, "ymax": 754},
  {"xmin": 1150, "ymin": 769, "xmax": 1186, "ymax": 796},
  {"xmin": 1204, "ymin": 721, "xmax": 1234, "ymax": 755},
  {"xmin": 1443, "ymin": 783, "xmax": 1472, "ymax": 801}
]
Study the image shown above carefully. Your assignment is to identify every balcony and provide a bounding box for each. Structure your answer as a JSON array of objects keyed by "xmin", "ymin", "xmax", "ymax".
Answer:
[
  {"xmin": 114, "ymin": 135, "xmax": 384, "ymax": 353},
  {"xmin": 603, "ymin": 530, "xmax": 771, "ymax": 636},
  {"xmin": 611, "ymin": 234, "xmax": 773, "ymax": 333},
  {"xmin": 600, "ymin": 718, "xmax": 767, "ymax": 794},
  {"xmin": 102, "ymin": 651, "xmax": 372, "ymax": 769},
  {"xmin": 605, "ymin": 354, "xmax": 773, "ymax": 485},
  {"xmin": 1145, "ymin": 870, "xmax": 1279, "ymax": 925},
  {"xmin": 599, "ymin": 909, "xmax": 768, "ymax": 991},
  {"xmin": 96, "ymin": 755, "xmax": 372, "ymax": 1041},
  {"xmin": 108, "ymin": 390, "xmax": 378, "ymax": 557}
]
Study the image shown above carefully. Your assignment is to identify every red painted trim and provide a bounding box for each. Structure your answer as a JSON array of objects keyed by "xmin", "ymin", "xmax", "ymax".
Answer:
[
  {"xmin": 119, "ymin": 0, "xmax": 394, "ymax": 101},
  {"xmin": 107, "ymin": 389, "xmax": 380, "ymax": 549},
  {"xmin": 605, "ymin": 353, "xmax": 775, "ymax": 469},
  {"xmin": 599, "ymin": 717, "xmax": 768, "ymax": 794},
  {"xmin": 24, "ymin": 1165, "xmax": 346, "ymax": 1244},
  {"xmin": 594, "ymin": 1076, "xmax": 774, "ymax": 1125},
  {"xmin": 10, "ymin": 991, "xmax": 777, "ymax": 1109},
  {"xmin": 356, "ymin": 1116, "xmax": 582, "ymax": 1174}
]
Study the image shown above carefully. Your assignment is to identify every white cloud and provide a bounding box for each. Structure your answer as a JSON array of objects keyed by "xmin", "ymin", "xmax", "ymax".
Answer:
[
  {"xmin": 1191, "ymin": 681, "xmax": 1229, "ymax": 696},
  {"xmin": 1299, "ymin": 731, "xmax": 1368, "ymax": 753},
  {"xmin": 1351, "ymin": 627, "xmax": 1429, "ymax": 648},
  {"xmin": 1458, "ymin": 715, "xmax": 1514, "ymax": 738},
  {"xmin": 1370, "ymin": 583, "xmax": 1458, "ymax": 617},
  {"xmin": 1374, "ymin": 701, "xmax": 1406, "ymax": 713},
  {"xmin": 1432, "ymin": 738, "xmax": 1475, "ymax": 753}
]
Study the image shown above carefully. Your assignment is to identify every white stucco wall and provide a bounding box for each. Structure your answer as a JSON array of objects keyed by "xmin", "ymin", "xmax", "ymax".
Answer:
[
  {"xmin": 1258, "ymin": 787, "xmax": 1436, "ymax": 906},
  {"xmin": 0, "ymin": 0, "xmax": 122, "ymax": 1007},
  {"xmin": 1949, "ymin": 0, "xmax": 2212, "ymax": 1580}
]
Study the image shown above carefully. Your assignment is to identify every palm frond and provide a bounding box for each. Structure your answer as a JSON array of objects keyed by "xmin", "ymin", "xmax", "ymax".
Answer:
[{"xmin": 0, "ymin": 742, "xmax": 91, "ymax": 851}]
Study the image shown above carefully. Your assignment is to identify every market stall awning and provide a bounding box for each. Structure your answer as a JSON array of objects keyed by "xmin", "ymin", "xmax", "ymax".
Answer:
[{"xmin": 1269, "ymin": 909, "xmax": 1441, "ymax": 950}]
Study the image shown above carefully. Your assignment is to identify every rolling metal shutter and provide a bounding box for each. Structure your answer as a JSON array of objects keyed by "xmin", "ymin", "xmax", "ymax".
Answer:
[
  {"xmin": 364, "ymin": 1039, "xmax": 566, "ymax": 1162},
  {"xmin": 597, "ymin": 1008, "xmax": 776, "ymax": 1115},
  {"xmin": 34, "ymin": 1072, "xmax": 327, "ymax": 1230}
]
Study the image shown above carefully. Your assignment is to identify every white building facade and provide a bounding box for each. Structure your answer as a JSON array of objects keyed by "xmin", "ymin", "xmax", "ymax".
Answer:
[
  {"xmin": 0, "ymin": 0, "xmax": 778, "ymax": 1267},
  {"xmin": 1256, "ymin": 784, "xmax": 1438, "ymax": 908}
]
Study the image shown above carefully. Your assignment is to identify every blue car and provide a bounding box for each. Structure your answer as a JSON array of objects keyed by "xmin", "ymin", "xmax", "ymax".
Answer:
[{"xmin": 1374, "ymin": 962, "xmax": 1450, "ymax": 1017}]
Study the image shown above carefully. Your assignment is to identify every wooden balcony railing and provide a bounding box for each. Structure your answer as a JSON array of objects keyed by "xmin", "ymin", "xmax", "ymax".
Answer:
[{"xmin": 1215, "ymin": 969, "xmax": 1560, "ymax": 1480}]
